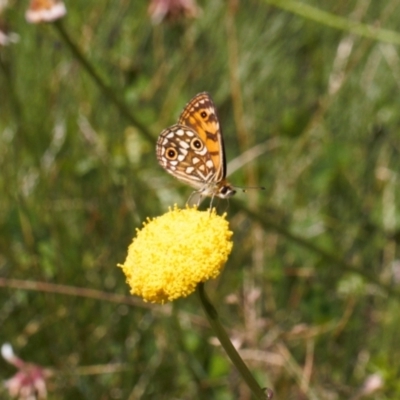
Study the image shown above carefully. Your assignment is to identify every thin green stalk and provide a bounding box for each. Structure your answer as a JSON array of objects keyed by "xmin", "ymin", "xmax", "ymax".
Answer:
[
  {"xmin": 237, "ymin": 200, "xmax": 400, "ymax": 300},
  {"xmin": 52, "ymin": 20, "xmax": 154, "ymax": 143},
  {"xmin": 197, "ymin": 283, "xmax": 273, "ymax": 400},
  {"xmin": 263, "ymin": 0, "xmax": 400, "ymax": 45}
]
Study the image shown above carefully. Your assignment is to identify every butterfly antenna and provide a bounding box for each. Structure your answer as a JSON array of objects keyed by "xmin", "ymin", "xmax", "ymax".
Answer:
[{"xmin": 233, "ymin": 185, "xmax": 266, "ymax": 193}]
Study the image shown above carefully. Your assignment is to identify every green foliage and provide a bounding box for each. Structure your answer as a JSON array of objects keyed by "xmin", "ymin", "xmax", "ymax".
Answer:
[{"xmin": 1, "ymin": 0, "xmax": 400, "ymax": 398}]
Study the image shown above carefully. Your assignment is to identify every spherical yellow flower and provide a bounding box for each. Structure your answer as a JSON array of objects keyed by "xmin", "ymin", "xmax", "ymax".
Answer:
[{"xmin": 118, "ymin": 206, "xmax": 233, "ymax": 304}]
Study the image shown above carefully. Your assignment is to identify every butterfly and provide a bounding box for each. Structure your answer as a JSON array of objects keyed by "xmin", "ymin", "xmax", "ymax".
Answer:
[{"xmin": 156, "ymin": 92, "xmax": 236, "ymax": 201}]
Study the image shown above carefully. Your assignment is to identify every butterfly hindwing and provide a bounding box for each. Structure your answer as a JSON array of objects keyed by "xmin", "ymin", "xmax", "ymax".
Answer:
[
  {"xmin": 178, "ymin": 92, "xmax": 226, "ymax": 181},
  {"xmin": 156, "ymin": 124, "xmax": 217, "ymax": 190}
]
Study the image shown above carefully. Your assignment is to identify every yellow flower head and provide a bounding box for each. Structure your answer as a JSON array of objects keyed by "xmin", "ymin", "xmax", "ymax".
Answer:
[{"xmin": 118, "ymin": 206, "xmax": 233, "ymax": 304}]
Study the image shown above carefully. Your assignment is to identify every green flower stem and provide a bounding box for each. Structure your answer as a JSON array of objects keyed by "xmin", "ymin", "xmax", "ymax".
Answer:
[
  {"xmin": 197, "ymin": 283, "xmax": 273, "ymax": 399},
  {"xmin": 263, "ymin": 0, "xmax": 400, "ymax": 45},
  {"xmin": 52, "ymin": 20, "xmax": 154, "ymax": 143}
]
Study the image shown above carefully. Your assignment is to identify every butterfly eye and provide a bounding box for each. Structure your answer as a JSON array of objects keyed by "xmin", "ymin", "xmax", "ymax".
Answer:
[
  {"xmin": 166, "ymin": 147, "xmax": 178, "ymax": 160},
  {"xmin": 190, "ymin": 138, "xmax": 203, "ymax": 151},
  {"xmin": 200, "ymin": 111, "xmax": 207, "ymax": 119}
]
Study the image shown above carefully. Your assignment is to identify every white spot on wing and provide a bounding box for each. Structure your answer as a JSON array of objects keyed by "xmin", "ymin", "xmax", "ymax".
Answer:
[
  {"xmin": 192, "ymin": 157, "xmax": 200, "ymax": 164},
  {"xmin": 197, "ymin": 146, "xmax": 208, "ymax": 156},
  {"xmin": 180, "ymin": 141, "xmax": 190, "ymax": 149},
  {"xmin": 206, "ymin": 160, "xmax": 214, "ymax": 169},
  {"xmin": 186, "ymin": 167, "xmax": 195, "ymax": 174}
]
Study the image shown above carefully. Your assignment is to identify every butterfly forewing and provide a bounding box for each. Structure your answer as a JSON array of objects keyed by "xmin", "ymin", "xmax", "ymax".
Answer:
[{"xmin": 178, "ymin": 92, "xmax": 226, "ymax": 181}]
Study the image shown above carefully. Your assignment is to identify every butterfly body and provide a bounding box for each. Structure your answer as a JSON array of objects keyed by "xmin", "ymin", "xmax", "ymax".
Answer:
[{"xmin": 156, "ymin": 92, "xmax": 236, "ymax": 200}]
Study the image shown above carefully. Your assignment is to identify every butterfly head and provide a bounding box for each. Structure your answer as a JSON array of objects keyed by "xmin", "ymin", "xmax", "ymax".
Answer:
[
  {"xmin": 217, "ymin": 183, "xmax": 236, "ymax": 199},
  {"xmin": 197, "ymin": 180, "xmax": 236, "ymax": 199}
]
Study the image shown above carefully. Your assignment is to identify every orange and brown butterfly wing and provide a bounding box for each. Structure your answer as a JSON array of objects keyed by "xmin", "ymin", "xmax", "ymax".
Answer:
[
  {"xmin": 178, "ymin": 92, "xmax": 226, "ymax": 183},
  {"xmin": 156, "ymin": 124, "xmax": 218, "ymax": 190}
]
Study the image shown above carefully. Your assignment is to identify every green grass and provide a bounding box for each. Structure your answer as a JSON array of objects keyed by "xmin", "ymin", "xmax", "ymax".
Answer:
[{"xmin": 1, "ymin": 0, "xmax": 400, "ymax": 398}]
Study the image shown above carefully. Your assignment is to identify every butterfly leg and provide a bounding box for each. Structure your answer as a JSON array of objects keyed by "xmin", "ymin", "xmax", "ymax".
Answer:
[
  {"xmin": 187, "ymin": 191, "xmax": 204, "ymax": 207},
  {"xmin": 209, "ymin": 194, "xmax": 215, "ymax": 211}
]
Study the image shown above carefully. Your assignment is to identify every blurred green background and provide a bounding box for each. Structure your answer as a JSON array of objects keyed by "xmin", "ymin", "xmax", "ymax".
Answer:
[{"xmin": 1, "ymin": 0, "xmax": 400, "ymax": 399}]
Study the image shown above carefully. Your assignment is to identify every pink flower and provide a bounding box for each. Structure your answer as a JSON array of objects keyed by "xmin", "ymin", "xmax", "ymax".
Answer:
[
  {"xmin": 2, "ymin": 344, "xmax": 51, "ymax": 400},
  {"xmin": 0, "ymin": 18, "xmax": 19, "ymax": 46},
  {"xmin": 25, "ymin": 0, "xmax": 67, "ymax": 24},
  {"xmin": 148, "ymin": 0, "xmax": 200, "ymax": 24}
]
